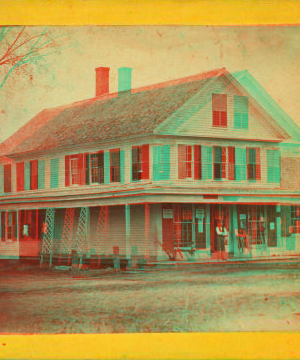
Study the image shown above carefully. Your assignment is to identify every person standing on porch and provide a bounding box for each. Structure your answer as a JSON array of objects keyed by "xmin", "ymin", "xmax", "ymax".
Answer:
[{"xmin": 216, "ymin": 220, "xmax": 227, "ymax": 254}]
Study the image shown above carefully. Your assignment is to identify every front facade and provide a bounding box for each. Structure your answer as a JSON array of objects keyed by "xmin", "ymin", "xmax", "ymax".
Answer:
[{"xmin": 1, "ymin": 67, "xmax": 300, "ymax": 265}]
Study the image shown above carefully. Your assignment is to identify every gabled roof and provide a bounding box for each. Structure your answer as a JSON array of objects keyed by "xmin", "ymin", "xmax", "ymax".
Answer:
[
  {"xmin": 231, "ymin": 70, "xmax": 300, "ymax": 142},
  {"xmin": 7, "ymin": 68, "xmax": 227, "ymax": 156},
  {"xmin": 5, "ymin": 66, "xmax": 300, "ymax": 156}
]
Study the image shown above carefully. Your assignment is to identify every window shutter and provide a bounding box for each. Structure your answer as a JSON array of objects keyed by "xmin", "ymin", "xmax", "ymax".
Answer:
[
  {"xmin": 202, "ymin": 146, "xmax": 213, "ymax": 180},
  {"xmin": 153, "ymin": 146, "xmax": 160, "ymax": 181},
  {"xmin": 104, "ymin": 151, "xmax": 110, "ymax": 184},
  {"xmin": 98, "ymin": 151, "xmax": 104, "ymax": 184},
  {"xmin": 228, "ymin": 146, "xmax": 235, "ymax": 180},
  {"xmin": 120, "ymin": 149, "xmax": 125, "ymax": 183},
  {"xmin": 242, "ymin": 113, "xmax": 249, "ymax": 129},
  {"xmin": 77, "ymin": 154, "xmax": 85, "ymax": 185},
  {"xmin": 51, "ymin": 158, "xmax": 59, "ymax": 189},
  {"xmin": 38, "ymin": 160, "xmax": 45, "ymax": 189},
  {"xmin": 4, "ymin": 164, "xmax": 12, "ymax": 193},
  {"xmin": 194, "ymin": 145, "xmax": 201, "ymax": 180},
  {"xmin": 162, "ymin": 145, "xmax": 171, "ymax": 180},
  {"xmin": 275, "ymin": 150, "xmax": 281, "ymax": 183},
  {"xmin": 141, "ymin": 144, "xmax": 149, "ymax": 180},
  {"xmin": 221, "ymin": 147, "xmax": 227, "ymax": 179},
  {"xmin": 12, "ymin": 211, "xmax": 17, "ymax": 241},
  {"xmin": 1, "ymin": 212, "xmax": 5, "ymax": 241},
  {"xmin": 235, "ymin": 148, "xmax": 246, "ymax": 181},
  {"xmin": 30, "ymin": 160, "xmax": 38, "ymax": 190},
  {"xmin": 178, "ymin": 145, "xmax": 185, "ymax": 179},
  {"xmin": 24, "ymin": 162, "xmax": 30, "ymax": 190},
  {"xmin": 16, "ymin": 162, "xmax": 24, "ymax": 192},
  {"xmin": 85, "ymin": 153, "xmax": 90, "ymax": 185},
  {"xmin": 255, "ymin": 148, "xmax": 261, "ymax": 180},
  {"xmin": 65, "ymin": 155, "xmax": 70, "ymax": 187},
  {"xmin": 267, "ymin": 149, "xmax": 281, "ymax": 183}
]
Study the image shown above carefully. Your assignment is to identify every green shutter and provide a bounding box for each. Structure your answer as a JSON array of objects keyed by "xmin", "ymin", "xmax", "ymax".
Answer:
[
  {"xmin": 234, "ymin": 95, "xmax": 249, "ymax": 129},
  {"xmin": 267, "ymin": 150, "xmax": 281, "ymax": 183},
  {"xmin": 120, "ymin": 150, "xmax": 125, "ymax": 183},
  {"xmin": 38, "ymin": 160, "xmax": 45, "ymax": 189},
  {"xmin": 153, "ymin": 145, "xmax": 170, "ymax": 181},
  {"xmin": 202, "ymin": 146, "xmax": 212, "ymax": 180},
  {"xmin": 235, "ymin": 148, "xmax": 246, "ymax": 181},
  {"xmin": 242, "ymin": 113, "xmax": 249, "ymax": 129},
  {"xmin": 50, "ymin": 158, "xmax": 59, "ymax": 189},
  {"xmin": 24, "ymin": 162, "xmax": 30, "ymax": 190},
  {"xmin": 104, "ymin": 151, "xmax": 110, "ymax": 184}
]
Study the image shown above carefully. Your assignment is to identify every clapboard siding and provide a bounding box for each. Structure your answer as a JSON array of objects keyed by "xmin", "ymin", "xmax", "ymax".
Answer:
[
  {"xmin": 0, "ymin": 241, "xmax": 19, "ymax": 258},
  {"xmin": 163, "ymin": 75, "xmax": 284, "ymax": 141}
]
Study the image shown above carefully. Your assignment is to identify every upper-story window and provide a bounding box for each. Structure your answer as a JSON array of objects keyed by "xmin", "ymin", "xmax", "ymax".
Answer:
[
  {"xmin": 178, "ymin": 144, "xmax": 202, "ymax": 180},
  {"xmin": 110, "ymin": 149, "xmax": 120, "ymax": 183},
  {"xmin": 70, "ymin": 156, "xmax": 79, "ymax": 185},
  {"xmin": 247, "ymin": 147, "xmax": 261, "ymax": 181},
  {"xmin": 131, "ymin": 144, "xmax": 149, "ymax": 182},
  {"xmin": 234, "ymin": 95, "xmax": 249, "ymax": 129},
  {"xmin": 212, "ymin": 93, "xmax": 227, "ymax": 127},
  {"xmin": 4, "ymin": 164, "xmax": 12, "ymax": 193},
  {"xmin": 213, "ymin": 146, "xmax": 227, "ymax": 180},
  {"xmin": 266, "ymin": 149, "xmax": 281, "ymax": 183},
  {"xmin": 90, "ymin": 152, "xmax": 104, "ymax": 184},
  {"xmin": 65, "ymin": 154, "xmax": 85, "ymax": 186}
]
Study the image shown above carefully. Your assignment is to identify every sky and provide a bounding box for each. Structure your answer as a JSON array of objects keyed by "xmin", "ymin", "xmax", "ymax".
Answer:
[{"xmin": 0, "ymin": 25, "xmax": 300, "ymax": 142}]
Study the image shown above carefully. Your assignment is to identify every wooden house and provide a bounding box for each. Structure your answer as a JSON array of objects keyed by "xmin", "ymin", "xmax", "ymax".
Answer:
[{"xmin": 0, "ymin": 66, "xmax": 299, "ymax": 265}]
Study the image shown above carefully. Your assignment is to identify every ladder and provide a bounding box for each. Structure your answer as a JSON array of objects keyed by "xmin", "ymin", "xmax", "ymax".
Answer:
[{"xmin": 40, "ymin": 208, "xmax": 55, "ymax": 267}]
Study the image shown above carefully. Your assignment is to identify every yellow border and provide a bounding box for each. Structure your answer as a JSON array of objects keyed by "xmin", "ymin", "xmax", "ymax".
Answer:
[
  {"xmin": 0, "ymin": 0, "xmax": 299, "ymax": 25},
  {"xmin": 1, "ymin": 1, "xmax": 300, "ymax": 359}
]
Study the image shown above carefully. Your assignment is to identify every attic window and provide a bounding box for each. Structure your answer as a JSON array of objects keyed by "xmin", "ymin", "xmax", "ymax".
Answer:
[{"xmin": 212, "ymin": 93, "xmax": 227, "ymax": 127}]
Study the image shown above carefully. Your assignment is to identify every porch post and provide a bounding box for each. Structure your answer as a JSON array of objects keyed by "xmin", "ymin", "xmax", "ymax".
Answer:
[
  {"xmin": 276, "ymin": 204, "xmax": 282, "ymax": 248},
  {"xmin": 205, "ymin": 204, "xmax": 211, "ymax": 255},
  {"xmin": 192, "ymin": 204, "xmax": 196, "ymax": 250},
  {"xmin": 145, "ymin": 203, "xmax": 150, "ymax": 259},
  {"xmin": 17, "ymin": 210, "xmax": 20, "ymax": 258},
  {"xmin": 125, "ymin": 204, "xmax": 131, "ymax": 260},
  {"xmin": 231, "ymin": 205, "xmax": 238, "ymax": 256}
]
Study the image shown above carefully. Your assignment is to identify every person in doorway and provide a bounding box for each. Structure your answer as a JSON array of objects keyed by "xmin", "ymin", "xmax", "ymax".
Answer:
[{"xmin": 216, "ymin": 220, "xmax": 227, "ymax": 254}]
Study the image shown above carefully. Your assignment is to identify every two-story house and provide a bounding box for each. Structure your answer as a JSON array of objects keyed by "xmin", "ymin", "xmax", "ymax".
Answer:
[{"xmin": 1, "ymin": 66, "xmax": 300, "ymax": 266}]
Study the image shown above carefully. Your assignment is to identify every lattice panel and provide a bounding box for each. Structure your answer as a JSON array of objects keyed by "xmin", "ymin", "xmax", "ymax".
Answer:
[
  {"xmin": 74, "ymin": 207, "xmax": 90, "ymax": 254},
  {"xmin": 94, "ymin": 206, "xmax": 109, "ymax": 254},
  {"xmin": 59, "ymin": 208, "xmax": 75, "ymax": 255},
  {"xmin": 41, "ymin": 208, "xmax": 55, "ymax": 255}
]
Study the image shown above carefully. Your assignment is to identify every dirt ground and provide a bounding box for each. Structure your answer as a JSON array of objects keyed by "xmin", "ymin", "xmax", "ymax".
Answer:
[{"xmin": 0, "ymin": 260, "xmax": 300, "ymax": 333}]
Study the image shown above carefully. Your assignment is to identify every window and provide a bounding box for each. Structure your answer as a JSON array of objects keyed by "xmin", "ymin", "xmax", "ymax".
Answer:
[
  {"xmin": 110, "ymin": 149, "xmax": 120, "ymax": 183},
  {"xmin": 247, "ymin": 205, "xmax": 266, "ymax": 245},
  {"xmin": 247, "ymin": 148, "xmax": 261, "ymax": 181},
  {"xmin": 4, "ymin": 164, "xmax": 11, "ymax": 193},
  {"xmin": 6, "ymin": 211, "xmax": 16, "ymax": 241},
  {"xmin": 131, "ymin": 145, "xmax": 149, "ymax": 182},
  {"xmin": 214, "ymin": 146, "xmax": 227, "ymax": 180},
  {"xmin": 178, "ymin": 145, "xmax": 192, "ymax": 179},
  {"xmin": 30, "ymin": 160, "xmax": 38, "ymax": 190},
  {"xmin": 90, "ymin": 152, "xmax": 104, "ymax": 184},
  {"xmin": 212, "ymin": 93, "xmax": 227, "ymax": 127},
  {"xmin": 132, "ymin": 146, "xmax": 142, "ymax": 181},
  {"xmin": 267, "ymin": 149, "xmax": 281, "ymax": 183},
  {"xmin": 70, "ymin": 157, "xmax": 79, "ymax": 185},
  {"xmin": 234, "ymin": 95, "xmax": 249, "ymax": 129},
  {"xmin": 65, "ymin": 154, "xmax": 85, "ymax": 186},
  {"xmin": 291, "ymin": 206, "xmax": 300, "ymax": 234}
]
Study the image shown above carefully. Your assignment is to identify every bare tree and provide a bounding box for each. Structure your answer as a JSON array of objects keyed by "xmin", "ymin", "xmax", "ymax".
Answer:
[{"xmin": 0, "ymin": 26, "xmax": 73, "ymax": 91}]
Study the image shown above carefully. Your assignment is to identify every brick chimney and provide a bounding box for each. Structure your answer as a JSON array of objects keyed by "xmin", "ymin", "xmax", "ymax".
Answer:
[
  {"xmin": 95, "ymin": 66, "xmax": 110, "ymax": 96},
  {"xmin": 118, "ymin": 67, "xmax": 132, "ymax": 95}
]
